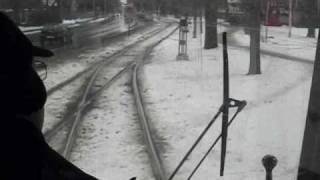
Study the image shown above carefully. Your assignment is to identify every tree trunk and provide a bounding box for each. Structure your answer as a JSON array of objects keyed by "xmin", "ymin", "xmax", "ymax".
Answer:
[
  {"xmin": 224, "ymin": 0, "xmax": 229, "ymax": 20},
  {"xmin": 93, "ymin": 0, "xmax": 96, "ymax": 17},
  {"xmin": 307, "ymin": 28, "xmax": 316, "ymax": 38},
  {"xmin": 248, "ymin": 30, "xmax": 261, "ymax": 74},
  {"xmin": 193, "ymin": 9, "xmax": 197, "ymax": 38},
  {"xmin": 248, "ymin": 0, "xmax": 261, "ymax": 75},
  {"xmin": 200, "ymin": 9, "xmax": 203, "ymax": 34},
  {"xmin": 298, "ymin": 29, "xmax": 320, "ymax": 179},
  {"xmin": 204, "ymin": 0, "xmax": 217, "ymax": 49},
  {"xmin": 57, "ymin": 0, "xmax": 63, "ymax": 21},
  {"xmin": 70, "ymin": 0, "xmax": 77, "ymax": 19}
]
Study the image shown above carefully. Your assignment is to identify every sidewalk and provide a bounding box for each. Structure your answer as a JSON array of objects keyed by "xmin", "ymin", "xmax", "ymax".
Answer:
[
  {"xmin": 140, "ymin": 23, "xmax": 312, "ymax": 179},
  {"xmin": 231, "ymin": 25, "xmax": 317, "ymax": 63}
]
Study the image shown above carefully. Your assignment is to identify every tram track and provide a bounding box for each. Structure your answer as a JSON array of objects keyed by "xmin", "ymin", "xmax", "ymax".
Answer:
[
  {"xmin": 62, "ymin": 62, "xmax": 135, "ymax": 159},
  {"xmin": 45, "ymin": 21, "xmax": 177, "ymax": 139},
  {"xmin": 44, "ymin": 21, "xmax": 178, "ymax": 179},
  {"xmin": 46, "ymin": 21, "xmax": 173, "ymax": 97},
  {"xmin": 45, "ymin": 57, "xmax": 137, "ymax": 155},
  {"xmin": 43, "ymin": 21, "xmax": 176, "ymax": 135},
  {"xmin": 130, "ymin": 29, "xmax": 180, "ymax": 180}
]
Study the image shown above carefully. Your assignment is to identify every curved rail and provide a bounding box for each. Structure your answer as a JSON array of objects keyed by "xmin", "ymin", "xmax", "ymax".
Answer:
[
  {"xmin": 45, "ymin": 22, "xmax": 177, "ymax": 142},
  {"xmin": 62, "ymin": 64, "xmax": 102, "ymax": 159},
  {"xmin": 46, "ymin": 21, "xmax": 174, "ymax": 97},
  {"xmin": 132, "ymin": 62, "xmax": 166, "ymax": 180},
  {"xmin": 45, "ymin": 22, "xmax": 179, "ymax": 175},
  {"xmin": 62, "ymin": 62, "xmax": 134, "ymax": 159},
  {"xmin": 131, "ymin": 26, "xmax": 179, "ymax": 180},
  {"xmin": 45, "ymin": 26, "xmax": 173, "ymax": 141}
]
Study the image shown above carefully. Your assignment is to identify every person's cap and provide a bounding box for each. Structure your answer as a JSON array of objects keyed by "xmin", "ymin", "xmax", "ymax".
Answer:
[
  {"xmin": 32, "ymin": 46, "xmax": 54, "ymax": 57},
  {"xmin": 0, "ymin": 12, "xmax": 54, "ymax": 58}
]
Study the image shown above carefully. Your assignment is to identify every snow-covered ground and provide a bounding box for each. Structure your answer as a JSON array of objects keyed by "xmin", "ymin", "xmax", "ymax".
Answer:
[
  {"xmin": 140, "ymin": 23, "xmax": 314, "ymax": 179},
  {"xmin": 42, "ymin": 20, "xmax": 178, "ymax": 180},
  {"xmin": 41, "ymin": 16, "xmax": 317, "ymax": 179},
  {"xmin": 19, "ymin": 25, "xmax": 43, "ymax": 32},
  {"xmin": 71, "ymin": 73, "xmax": 155, "ymax": 180},
  {"xmin": 232, "ymin": 25, "xmax": 317, "ymax": 62},
  {"xmin": 20, "ymin": 16, "xmax": 115, "ymax": 34},
  {"xmin": 43, "ymin": 21, "xmax": 175, "ymax": 134}
]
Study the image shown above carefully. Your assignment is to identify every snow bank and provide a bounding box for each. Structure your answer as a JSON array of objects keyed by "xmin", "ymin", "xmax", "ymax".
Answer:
[{"xmin": 19, "ymin": 26, "xmax": 43, "ymax": 32}]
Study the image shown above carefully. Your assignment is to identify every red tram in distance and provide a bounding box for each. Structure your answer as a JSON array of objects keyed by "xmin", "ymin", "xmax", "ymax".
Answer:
[{"xmin": 263, "ymin": 0, "xmax": 282, "ymax": 26}]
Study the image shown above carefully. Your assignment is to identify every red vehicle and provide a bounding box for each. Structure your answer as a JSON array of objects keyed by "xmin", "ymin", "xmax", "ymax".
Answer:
[{"xmin": 264, "ymin": 0, "xmax": 282, "ymax": 26}]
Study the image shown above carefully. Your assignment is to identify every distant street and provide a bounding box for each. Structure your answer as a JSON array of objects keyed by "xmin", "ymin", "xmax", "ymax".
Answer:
[{"xmin": 31, "ymin": 17, "xmax": 152, "ymax": 69}]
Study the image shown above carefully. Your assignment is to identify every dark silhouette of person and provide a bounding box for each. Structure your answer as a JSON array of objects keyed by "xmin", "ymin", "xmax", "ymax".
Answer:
[{"xmin": 0, "ymin": 12, "xmax": 97, "ymax": 180}]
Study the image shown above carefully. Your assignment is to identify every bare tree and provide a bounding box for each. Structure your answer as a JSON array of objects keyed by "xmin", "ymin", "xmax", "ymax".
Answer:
[
  {"xmin": 307, "ymin": 28, "xmax": 316, "ymax": 38},
  {"xmin": 192, "ymin": 0, "xmax": 197, "ymax": 38},
  {"xmin": 299, "ymin": 0, "xmax": 317, "ymax": 38},
  {"xmin": 204, "ymin": 0, "xmax": 218, "ymax": 49},
  {"xmin": 247, "ymin": 0, "xmax": 261, "ymax": 75},
  {"xmin": 1, "ymin": 0, "xmax": 42, "ymax": 24}
]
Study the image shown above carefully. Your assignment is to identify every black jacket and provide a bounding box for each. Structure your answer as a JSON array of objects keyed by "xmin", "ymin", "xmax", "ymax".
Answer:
[
  {"xmin": 0, "ymin": 12, "xmax": 97, "ymax": 180},
  {"xmin": 0, "ymin": 12, "xmax": 47, "ymax": 116},
  {"xmin": 0, "ymin": 116, "xmax": 98, "ymax": 180}
]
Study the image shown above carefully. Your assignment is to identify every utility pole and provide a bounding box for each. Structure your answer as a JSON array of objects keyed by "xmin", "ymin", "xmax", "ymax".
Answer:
[{"xmin": 288, "ymin": 0, "xmax": 293, "ymax": 37}]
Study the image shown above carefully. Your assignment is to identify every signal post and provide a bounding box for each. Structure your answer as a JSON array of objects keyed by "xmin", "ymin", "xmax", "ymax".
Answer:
[{"xmin": 177, "ymin": 18, "xmax": 189, "ymax": 60}]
